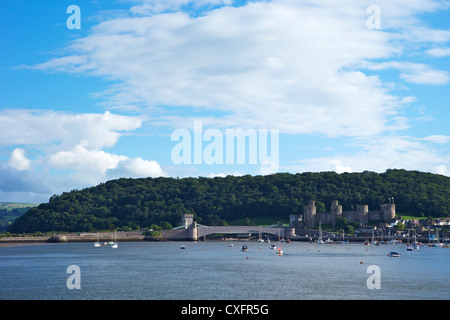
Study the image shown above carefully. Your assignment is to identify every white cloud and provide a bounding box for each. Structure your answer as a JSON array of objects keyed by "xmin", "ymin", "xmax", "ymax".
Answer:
[
  {"xmin": 48, "ymin": 143, "xmax": 128, "ymax": 174},
  {"xmin": 0, "ymin": 110, "xmax": 142, "ymax": 151},
  {"xmin": 129, "ymin": 0, "xmax": 233, "ymax": 15},
  {"xmin": 366, "ymin": 61, "xmax": 450, "ymax": 85},
  {"xmin": 0, "ymin": 109, "xmax": 166, "ymax": 197},
  {"xmin": 289, "ymin": 135, "xmax": 450, "ymax": 176},
  {"xmin": 420, "ymin": 135, "xmax": 450, "ymax": 144},
  {"xmin": 33, "ymin": 0, "xmax": 430, "ymax": 137},
  {"xmin": 106, "ymin": 157, "xmax": 166, "ymax": 179},
  {"xmin": 0, "ymin": 162, "xmax": 50, "ymax": 195},
  {"xmin": 8, "ymin": 148, "xmax": 31, "ymax": 171},
  {"xmin": 426, "ymin": 47, "xmax": 450, "ymax": 57},
  {"xmin": 12, "ymin": 0, "xmax": 450, "ymax": 195}
]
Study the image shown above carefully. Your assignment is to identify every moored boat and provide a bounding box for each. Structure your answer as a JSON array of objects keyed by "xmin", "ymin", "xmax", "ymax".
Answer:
[{"xmin": 387, "ymin": 251, "xmax": 400, "ymax": 257}]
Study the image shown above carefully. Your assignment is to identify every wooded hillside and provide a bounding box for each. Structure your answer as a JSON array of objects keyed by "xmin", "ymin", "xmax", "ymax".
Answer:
[{"xmin": 9, "ymin": 169, "xmax": 450, "ymax": 233}]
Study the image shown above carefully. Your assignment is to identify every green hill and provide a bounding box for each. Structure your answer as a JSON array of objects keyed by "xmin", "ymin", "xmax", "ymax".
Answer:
[
  {"xmin": 0, "ymin": 202, "xmax": 39, "ymax": 233},
  {"xmin": 8, "ymin": 169, "xmax": 450, "ymax": 233}
]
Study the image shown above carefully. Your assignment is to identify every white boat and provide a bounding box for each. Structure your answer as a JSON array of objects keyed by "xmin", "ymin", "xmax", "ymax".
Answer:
[
  {"xmin": 94, "ymin": 231, "xmax": 101, "ymax": 247},
  {"xmin": 229, "ymin": 244, "xmax": 234, "ymax": 247},
  {"xmin": 111, "ymin": 231, "xmax": 118, "ymax": 248},
  {"xmin": 317, "ymin": 221, "xmax": 325, "ymax": 244},
  {"xmin": 387, "ymin": 252, "xmax": 400, "ymax": 257},
  {"xmin": 181, "ymin": 245, "xmax": 186, "ymax": 249},
  {"xmin": 257, "ymin": 227, "xmax": 264, "ymax": 242}
]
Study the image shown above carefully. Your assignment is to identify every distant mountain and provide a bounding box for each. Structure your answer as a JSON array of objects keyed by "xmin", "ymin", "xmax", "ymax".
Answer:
[
  {"xmin": 0, "ymin": 202, "xmax": 40, "ymax": 210},
  {"xmin": 8, "ymin": 169, "xmax": 450, "ymax": 233},
  {"xmin": 0, "ymin": 202, "xmax": 39, "ymax": 233}
]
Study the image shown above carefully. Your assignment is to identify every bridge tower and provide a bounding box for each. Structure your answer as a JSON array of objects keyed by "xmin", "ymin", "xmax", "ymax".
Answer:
[{"xmin": 181, "ymin": 214, "xmax": 194, "ymax": 228}]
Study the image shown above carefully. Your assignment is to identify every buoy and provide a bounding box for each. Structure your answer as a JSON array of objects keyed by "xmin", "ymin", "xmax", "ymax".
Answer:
[{"xmin": 360, "ymin": 261, "xmax": 364, "ymax": 264}]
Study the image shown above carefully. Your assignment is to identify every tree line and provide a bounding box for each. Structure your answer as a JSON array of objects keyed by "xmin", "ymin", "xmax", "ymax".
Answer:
[{"xmin": 9, "ymin": 169, "xmax": 450, "ymax": 233}]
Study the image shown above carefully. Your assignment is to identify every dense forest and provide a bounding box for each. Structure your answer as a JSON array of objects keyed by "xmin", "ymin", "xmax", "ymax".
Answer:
[{"xmin": 9, "ymin": 169, "xmax": 450, "ymax": 233}]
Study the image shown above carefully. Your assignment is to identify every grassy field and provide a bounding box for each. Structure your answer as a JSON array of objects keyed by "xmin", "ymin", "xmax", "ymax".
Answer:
[{"xmin": 0, "ymin": 202, "xmax": 39, "ymax": 211}]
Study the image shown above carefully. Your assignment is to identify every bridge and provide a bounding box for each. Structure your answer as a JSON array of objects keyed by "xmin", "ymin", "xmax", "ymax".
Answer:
[
  {"xmin": 160, "ymin": 220, "xmax": 295, "ymax": 241},
  {"xmin": 195, "ymin": 224, "xmax": 288, "ymax": 240}
]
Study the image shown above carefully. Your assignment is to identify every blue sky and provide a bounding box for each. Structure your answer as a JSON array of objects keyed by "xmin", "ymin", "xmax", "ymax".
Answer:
[{"xmin": 1, "ymin": 0, "xmax": 449, "ymax": 203}]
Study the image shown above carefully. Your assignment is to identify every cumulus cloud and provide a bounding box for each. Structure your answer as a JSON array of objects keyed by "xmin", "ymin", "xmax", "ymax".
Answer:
[
  {"xmin": 11, "ymin": 0, "xmax": 450, "ymax": 191},
  {"xmin": 426, "ymin": 47, "xmax": 450, "ymax": 57},
  {"xmin": 289, "ymin": 135, "xmax": 450, "ymax": 176},
  {"xmin": 8, "ymin": 148, "xmax": 31, "ymax": 171},
  {"xmin": 106, "ymin": 157, "xmax": 166, "ymax": 179},
  {"xmin": 0, "ymin": 110, "xmax": 142, "ymax": 151},
  {"xmin": 0, "ymin": 162, "xmax": 50, "ymax": 194},
  {"xmin": 31, "ymin": 0, "xmax": 429, "ymax": 137},
  {"xmin": 0, "ymin": 109, "xmax": 166, "ymax": 199}
]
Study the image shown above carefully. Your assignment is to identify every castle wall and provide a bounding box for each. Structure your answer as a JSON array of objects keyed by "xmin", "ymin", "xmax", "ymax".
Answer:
[
  {"xmin": 342, "ymin": 211, "xmax": 357, "ymax": 223},
  {"xmin": 356, "ymin": 205, "xmax": 369, "ymax": 225},
  {"xmin": 303, "ymin": 200, "xmax": 395, "ymax": 228},
  {"xmin": 368, "ymin": 211, "xmax": 383, "ymax": 221},
  {"xmin": 317, "ymin": 212, "xmax": 331, "ymax": 225}
]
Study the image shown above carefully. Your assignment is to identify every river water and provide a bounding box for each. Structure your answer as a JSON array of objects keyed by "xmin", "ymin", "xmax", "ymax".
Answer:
[{"xmin": 0, "ymin": 241, "xmax": 448, "ymax": 300}]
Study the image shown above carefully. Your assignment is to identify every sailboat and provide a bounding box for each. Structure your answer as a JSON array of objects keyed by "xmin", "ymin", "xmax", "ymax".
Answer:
[
  {"xmin": 406, "ymin": 230, "xmax": 413, "ymax": 251},
  {"xmin": 432, "ymin": 229, "xmax": 442, "ymax": 247},
  {"xmin": 413, "ymin": 231, "xmax": 420, "ymax": 249},
  {"xmin": 276, "ymin": 230, "xmax": 283, "ymax": 255},
  {"xmin": 94, "ymin": 231, "xmax": 101, "ymax": 247},
  {"xmin": 342, "ymin": 229, "xmax": 349, "ymax": 244},
  {"xmin": 257, "ymin": 226, "xmax": 264, "ymax": 242},
  {"xmin": 111, "ymin": 231, "xmax": 118, "ymax": 248},
  {"xmin": 370, "ymin": 229, "xmax": 378, "ymax": 245},
  {"xmin": 317, "ymin": 221, "xmax": 325, "ymax": 244}
]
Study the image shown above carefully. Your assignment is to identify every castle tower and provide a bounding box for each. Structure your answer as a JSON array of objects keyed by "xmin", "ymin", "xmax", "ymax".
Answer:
[
  {"xmin": 381, "ymin": 204, "xmax": 395, "ymax": 221},
  {"xmin": 330, "ymin": 200, "xmax": 342, "ymax": 226},
  {"xmin": 356, "ymin": 205, "xmax": 369, "ymax": 225},
  {"xmin": 304, "ymin": 200, "xmax": 317, "ymax": 228}
]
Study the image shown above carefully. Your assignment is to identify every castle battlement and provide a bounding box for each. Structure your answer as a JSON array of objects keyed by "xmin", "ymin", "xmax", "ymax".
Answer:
[{"xmin": 300, "ymin": 200, "xmax": 395, "ymax": 228}]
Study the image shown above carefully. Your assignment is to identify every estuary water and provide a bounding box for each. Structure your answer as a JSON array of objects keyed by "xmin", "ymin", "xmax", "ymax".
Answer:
[{"xmin": 0, "ymin": 241, "xmax": 448, "ymax": 300}]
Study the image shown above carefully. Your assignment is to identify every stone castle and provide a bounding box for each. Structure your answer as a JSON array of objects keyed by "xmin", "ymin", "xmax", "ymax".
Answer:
[{"xmin": 290, "ymin": 200, "xmax": 396, "ymax": 228}]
